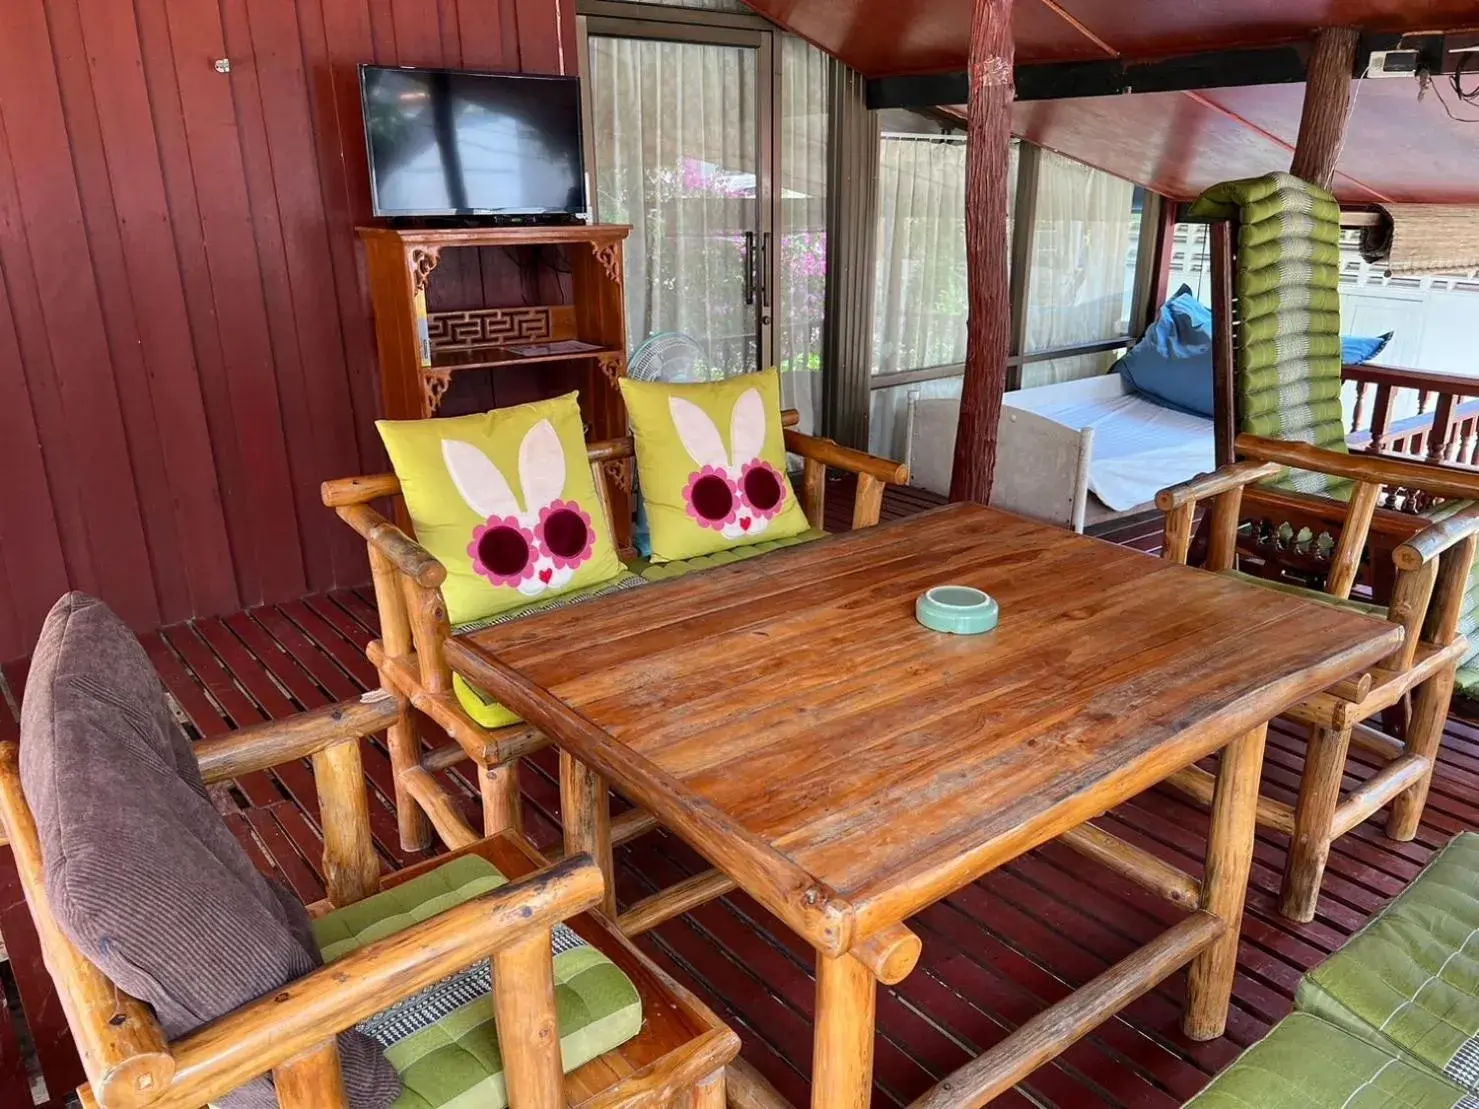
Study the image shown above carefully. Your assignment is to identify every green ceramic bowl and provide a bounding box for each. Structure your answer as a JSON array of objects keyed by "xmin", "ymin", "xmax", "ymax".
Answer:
[{"xmin": 915, "ymin": 585, "xmax": 999, "ymax": 635}]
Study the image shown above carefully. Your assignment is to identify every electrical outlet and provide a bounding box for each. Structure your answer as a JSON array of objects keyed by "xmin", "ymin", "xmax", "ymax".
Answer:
[{"xmin": 1367, "ymin": 50, "xmax": 1420, "ymax": 78}]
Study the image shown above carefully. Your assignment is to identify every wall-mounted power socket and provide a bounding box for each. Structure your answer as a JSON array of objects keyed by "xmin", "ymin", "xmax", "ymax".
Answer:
[{"xmin": 1367, "ymin": 50, "xmax": 1420, "ymax": 78}]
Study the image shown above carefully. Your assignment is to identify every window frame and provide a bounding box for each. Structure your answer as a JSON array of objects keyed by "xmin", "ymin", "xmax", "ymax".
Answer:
[{"xmin": 866, "ymin": 141, "xmax": 1165, "ymax": 396}]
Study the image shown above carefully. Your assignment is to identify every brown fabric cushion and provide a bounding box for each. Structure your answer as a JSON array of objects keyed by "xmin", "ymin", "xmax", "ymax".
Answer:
[{"xmin": 19, "ymin": 594, "xmax": 399, "ymax": 1109}]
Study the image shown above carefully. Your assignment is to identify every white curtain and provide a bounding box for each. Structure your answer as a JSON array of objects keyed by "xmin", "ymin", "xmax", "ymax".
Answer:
[
  {"xmin": 1021, "ymin": 150, "xmax": 1136, "ymax": 387},
  {"xmin": 867, "ymin": 133, "xmax": 1017, "ymax": 457},
  {"xmin": 776, "ymin": 36, "xmax": 828, "ymax": 433},
  {"xmin": 590, "ymin": 37, "xmax": 758, "ymax": 377},
  {"xmin": 872, "ymin": 135, "xmax": 970, "ymax": 377}
]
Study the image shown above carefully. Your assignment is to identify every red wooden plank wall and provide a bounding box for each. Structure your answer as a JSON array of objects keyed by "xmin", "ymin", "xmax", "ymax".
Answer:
[{"xmin": 0, "ymin": 0, "xmax": 579, "ymax": 664}]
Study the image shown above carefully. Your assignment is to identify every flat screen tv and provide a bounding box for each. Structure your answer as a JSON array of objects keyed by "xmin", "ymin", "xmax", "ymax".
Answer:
[{"xmin": 359, "ymin": 65, "xmax": 587, "ymax": 219}]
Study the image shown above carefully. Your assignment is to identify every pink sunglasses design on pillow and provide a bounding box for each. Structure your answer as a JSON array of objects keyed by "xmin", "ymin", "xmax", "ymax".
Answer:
[
  {"xmin": 442, "ymin": 419, "xmax": 595, "ymax": 596},
  {"xmin": 672, "ymin": 388, "xmax": 786, "ymax": 539}
]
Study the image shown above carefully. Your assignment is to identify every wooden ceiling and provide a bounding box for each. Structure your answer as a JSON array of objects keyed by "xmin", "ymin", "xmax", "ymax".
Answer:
[{"xmin": 742, "ymin": 0, "xmax": 1479, "ymax": 202}]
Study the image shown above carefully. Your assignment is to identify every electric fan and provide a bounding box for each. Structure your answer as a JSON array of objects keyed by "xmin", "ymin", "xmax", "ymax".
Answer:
[{"xmin": 627, "ymin": 332, "xmax": 713, "ymax": 383}]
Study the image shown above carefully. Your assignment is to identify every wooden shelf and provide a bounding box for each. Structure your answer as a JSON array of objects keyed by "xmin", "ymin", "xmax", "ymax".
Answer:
[{"xmin": 428, "ymin": 343, "xmax": 622, "ymax": 372}]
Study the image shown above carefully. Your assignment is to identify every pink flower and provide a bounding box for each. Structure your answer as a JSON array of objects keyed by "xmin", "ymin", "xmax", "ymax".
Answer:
[
  {"xmin": 536, "ymin": 500, "xmax": 595, "ymax": 569},
  {"xmin": 468, "ymin": 516, "xmax": 537, "ymax": 586},
  {"xmin": 682, "ymin": 465, "xmax": 739, "ymax": 531}
]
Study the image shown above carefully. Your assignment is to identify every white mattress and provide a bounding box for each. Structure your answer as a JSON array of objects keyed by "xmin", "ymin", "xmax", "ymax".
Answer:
[{"xmin": 1008, "ymin": 388, "xmax": 1215, "ymax": 512}]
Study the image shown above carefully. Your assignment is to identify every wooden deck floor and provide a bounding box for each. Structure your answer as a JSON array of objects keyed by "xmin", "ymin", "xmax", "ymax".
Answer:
[{"xmin": 2, "ymin": 482, "xmax": 1476, "ymax": 1107}]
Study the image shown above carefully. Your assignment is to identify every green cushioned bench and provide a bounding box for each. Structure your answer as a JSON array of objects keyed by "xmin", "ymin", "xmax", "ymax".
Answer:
[
  {"xmin": 1296, "ymin": 833, "xmax": 1479, "ymax": 1096},
  {"xmin": 1190, "ymin": 834, "xmax": 1479, "ymax": 1108},
  {"xmin": 313, "ymin": 855, "xmax": 644, "ymax": 1109},
  {"xmin": 1186, "ymin": 1013, "xmax": 1478, "ymax": 1109}
]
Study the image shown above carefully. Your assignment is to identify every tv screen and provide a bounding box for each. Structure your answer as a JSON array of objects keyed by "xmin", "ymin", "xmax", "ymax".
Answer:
[{"xmin": 360, "ymin": 66, "xmax": 587, "ymax": 218}]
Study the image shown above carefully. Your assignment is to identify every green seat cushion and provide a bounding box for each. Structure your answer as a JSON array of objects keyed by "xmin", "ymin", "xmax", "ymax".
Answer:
[
  {"xmin": 633, "ymin": 527, "xmax": 826, "ymax": 581},
  {"xmin": 451, "ymin": 571, "xmax": 649, "ymax": 728},
  {"xmin": 1221, "ymin": 569, "xmax": 1389, "ymax": 620},
  {"xmin": 313, "ymin": 855, "xmax": 643, "ymax": 1109},
  {"xmin": 1185, "ymin": 1013, "xmax": 1477, "ymax": 1108},
  {"xmin": 1295, "ymin": 833, "xmax": 1479, "ymax": 1096}
]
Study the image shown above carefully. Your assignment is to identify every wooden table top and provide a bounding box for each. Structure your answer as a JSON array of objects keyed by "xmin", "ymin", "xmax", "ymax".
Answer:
[{"xmin": 457, "ymin": 503, "xmax": 1402, "ymax": 951}]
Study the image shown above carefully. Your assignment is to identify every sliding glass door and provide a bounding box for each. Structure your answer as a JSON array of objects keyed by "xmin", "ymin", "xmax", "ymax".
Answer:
[{"xmin": 585, "ymin": 22, "xmax": 771, "ymax": 379}]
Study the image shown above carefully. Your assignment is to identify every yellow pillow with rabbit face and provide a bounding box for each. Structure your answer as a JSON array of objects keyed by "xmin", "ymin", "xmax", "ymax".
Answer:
[
  {"xmin": 376, "ymin": 394, "xmax": 622, "ymax": 625},
  {"xmin": 620, "ymin": 369, "xmax": 809, "ymax": 562}
]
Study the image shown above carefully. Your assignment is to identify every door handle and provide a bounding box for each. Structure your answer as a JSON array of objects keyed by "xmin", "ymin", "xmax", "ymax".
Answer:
[
  {"xmin": 759, "ymin": 231, "xmax": 771, "ymax": 310},
  {"xmin": 742, "ymin": 231, "xmax": 756, "ymax": 306}
]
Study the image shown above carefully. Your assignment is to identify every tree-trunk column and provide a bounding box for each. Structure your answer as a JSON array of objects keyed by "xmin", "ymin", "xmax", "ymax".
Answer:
[
  {"xmin": 949, "ymin": 0, "xmax": 1016, "ymax": 505},
  {"xmin": 1290, "ymin": 27, "xmax": 1360, "ymax": 189}
]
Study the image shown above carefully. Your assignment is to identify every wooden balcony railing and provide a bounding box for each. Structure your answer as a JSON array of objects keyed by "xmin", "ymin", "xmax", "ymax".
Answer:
[{"xmin": 1345, "ymin": 363, "xmax": 1479, "ymax": 467}]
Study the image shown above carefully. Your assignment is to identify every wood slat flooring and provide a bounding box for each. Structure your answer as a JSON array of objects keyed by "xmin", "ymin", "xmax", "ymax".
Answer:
[{"xmin": 0, "ymin": 479, "xmax": 1473, "ymax": 1107}]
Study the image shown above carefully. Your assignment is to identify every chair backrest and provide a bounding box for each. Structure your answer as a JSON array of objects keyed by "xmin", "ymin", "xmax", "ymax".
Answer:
[
  {"xmin": 1192, "ymin": 172, "xmax": 1350, "ymax": 499},
  {"xmin": 905, "ymin": 394, "xmax": 1092, "ymax": 531},
  {"xmin": 993, "ymin": 407, "xmax": 1094, "ymax": 532}
]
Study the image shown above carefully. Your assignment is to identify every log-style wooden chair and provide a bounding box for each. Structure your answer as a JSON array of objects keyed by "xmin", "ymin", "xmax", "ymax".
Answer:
[
  {"xmin": 0, "ymin": 696, "xmax": 737, "ymax": 1109},
  {"xmin": 1199, "ymin": 218, "xmax": 1479, "ymax": 707},
  {"xmin": 321, "ymin": 409, "xmax": 908, "ymax": 940},
  {"xmin": 1156, "ymin": 432, "xmax": 1479, "ymax": 921}
]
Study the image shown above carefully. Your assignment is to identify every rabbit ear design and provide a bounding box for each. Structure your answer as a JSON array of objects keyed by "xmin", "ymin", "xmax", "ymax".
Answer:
[
  {"xmin": 516, "ymin": 419, "xmax": 566, "ymax": 509},
  {"xmin": 728, "ymin": 388, "xmax": 767, "ymax": 467},
  {"xmin": 669, "ymin": 396, "xmax": 730, "ymax": 469},
  {"xmin": 443, "ymin": 439, "xmax": 520, "ymax": 519}
]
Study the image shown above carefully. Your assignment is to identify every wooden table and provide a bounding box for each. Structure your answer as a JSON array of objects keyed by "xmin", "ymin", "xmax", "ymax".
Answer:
[{"xmin": 445, "ymin": 503, "xmax": 1401, "ymax": 1108}]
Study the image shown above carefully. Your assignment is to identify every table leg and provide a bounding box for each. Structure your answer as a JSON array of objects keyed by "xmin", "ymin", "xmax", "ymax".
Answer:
[
  {"xmin": 813, "ymin": 951, "xmax": 877, "ymax": 1109},
  {"xmin": 1185, "ymin": 722, "xmax": 1268, "ymax": 1040},
  {"xmin": 560, "ymin": 750, "xmax": 617, "ymax": 918}
]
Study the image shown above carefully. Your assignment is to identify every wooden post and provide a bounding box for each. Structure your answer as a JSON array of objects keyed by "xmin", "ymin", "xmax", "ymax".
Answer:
[
  {"xmin": 1280, "ymin": 723, "xmax": 1354, "ymax": 922},
  {"xmin": 312, "ymin": 738, "xmax": 381, "ymax": 907},
  {"xmin": 948, "ymin": 0, "xmax": 1016, "ymax": 504},
  {"xmin": 272, "ymin": 1040, "xmax": 349, "ymax": 1109},
  {"xmin": 492, "ymin": 930, "xmax": 565, "ymax": 1109},
  {"xmin": 369, "ymin": 544, "xmax": 432, "ymax": 852},
  {"xmin": 1387, "ymin": 666, "xmax": 1455, "ymax": 841},
  {"xmin": 811, "ymin": 952, "xmax": 876, "ymax": 1109},
  {"xmin": 1290, "ymin": 27, "xmax": 1361, "ymax": 188},
  {"xmin": 479, "ymin": 762, "xmax": 523, "ymax": 838},
  {"xmin": 1210, "ymin": 221, "xmax": 1237, "ymax": 468},
  {"xmin": 1186, "ymin": 723, "xmax": 1268, "ymax": 1040},
  {"xmin": 561, "ymin": 751, "xmax": 617, "ymax": 919}
]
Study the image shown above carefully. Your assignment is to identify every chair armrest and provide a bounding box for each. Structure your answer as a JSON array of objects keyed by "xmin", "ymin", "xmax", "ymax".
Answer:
[
  {"xmin": 1154, "ymin": 460, "xmax": 1285, "ymax": 512},
  {"xmin": 193, "ymin": 692, "xmax": 400, "ymax": 785},
  {"xmin": 1236, "ymin": 433, "xmax": 1479, "ymax": 501},
  {"xmin": 321, "ymin": 473, "xmax": 402, "ymax": 508},
  {"xmin": 1394, "ymin": 504, "xmax": 1479, "ymax": 571},
  {"xmin": 332, "ymin": 502, "xmax": 446, "ymax": 590},
  {"xmin": 157, "ymin": 855, "xmax": 604, "ymax": 1109},
  {"xmin": 784, "ymin": 429, "xmax": 909, "ymax": 486}
]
